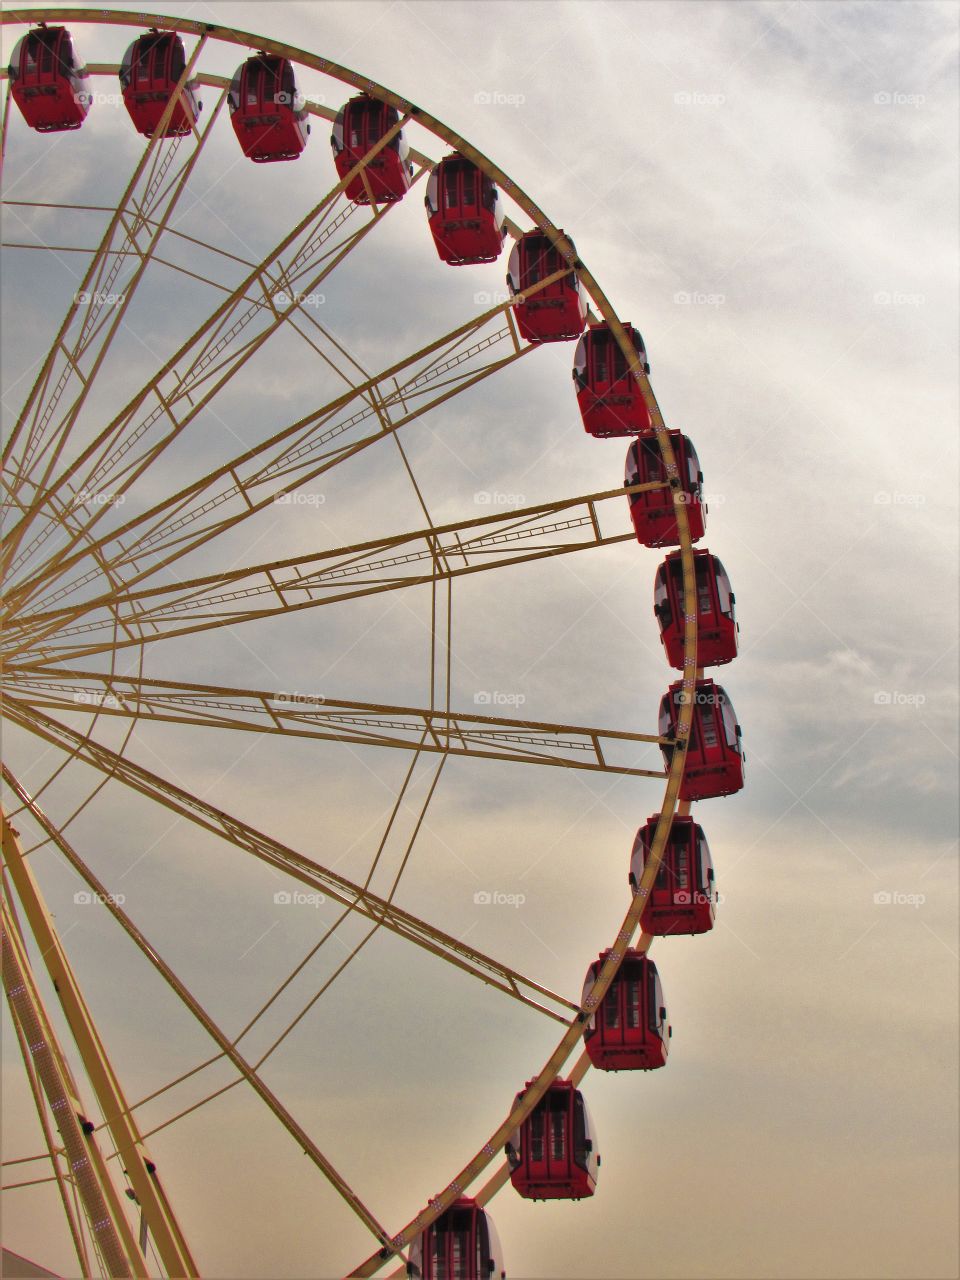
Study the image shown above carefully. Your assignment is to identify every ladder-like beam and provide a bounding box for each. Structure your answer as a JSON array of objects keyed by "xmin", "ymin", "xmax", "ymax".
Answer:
[{"xmin": 2, "ymin": 811, "xmax": 200, "ymax": 1278}]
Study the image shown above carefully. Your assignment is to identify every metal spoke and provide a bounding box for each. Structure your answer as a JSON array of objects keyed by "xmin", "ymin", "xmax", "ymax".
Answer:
[
  {"xmin": 2, "ymin": 667, "xmax": 670, "ymax": 777},
  {"xmin": 3, "ymin": 483, "xmax": 659, "ymax": 666},
  {"xmin": 1, "ymin": 35, "xmax": 215, "ymax": 504},
  {"xmin": 1, "ymin": 276, "xmax": 555, "ymax": 621},
  {"xmin": 1, "ymin": 114, "xmax": 419, "ymax": 595},
  {"xmin": 3, "ymin": 707, "xmax": 582, "ymax": 1025},
  {"xmin": 2, "ymin": 771, "xmax": 394, "ymax": 1253}
]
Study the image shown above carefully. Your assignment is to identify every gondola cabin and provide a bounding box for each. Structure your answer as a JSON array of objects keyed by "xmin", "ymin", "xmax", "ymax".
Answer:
[
  {"xmin": 573, "ymin": 322, "xmax": 652, "ymax": 436},
  {"xmin": 506, "ymin": 230, "xmax": 587, "ymax": 343},
  {"xmin": 625, "ymin": 432, "xmax": 705, "ymax": 546},
  {"xmin": 426, "ymin": 154, "xmax": 506, "ymax": 264},
  {"xmin": 8, "ymin": 26, "xmax": 91, "ymax": 133},
  {"xmin": 119, "ymin": 31, "xmax": 200, "ymax": 137},
  {"xmin": 655, "ymin": 549, "xmax": 738, "ymax": 669},
  {"xmin": 630, "ymin": 814, "xmax": 716, "ymax": 935},
  {"xmin": 407, "ymin": 1198, "xmax": 506, "ymax": 1280},
  {"xmin": 507, "ymin": 1079, "xmax": 598, "ymax": 1200},
  {"xmin": 582, "ymin": 950, "xmax": 671, "ymax": 1070},
  {"xmin": 228, "ymin": 54, "xmax": 309, "ymax": 162},
  {"xmin": 659, "ymin": 679, "xmax": 744, "ymax": 801},
  {"xmin": 331, "ymin": 95, "xmax": 413, "ymax": 203}
]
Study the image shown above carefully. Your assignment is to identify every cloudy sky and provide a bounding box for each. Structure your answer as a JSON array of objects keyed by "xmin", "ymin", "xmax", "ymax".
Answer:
[{"xmin": 2, "ymin": 2, "xmax": 957, "ymax": 1279}]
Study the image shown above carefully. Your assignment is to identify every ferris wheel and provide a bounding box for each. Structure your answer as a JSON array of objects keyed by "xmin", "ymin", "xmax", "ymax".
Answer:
[{"xmin": 0, "ymin": 10, "xmax": 746, "ymax": 1278}]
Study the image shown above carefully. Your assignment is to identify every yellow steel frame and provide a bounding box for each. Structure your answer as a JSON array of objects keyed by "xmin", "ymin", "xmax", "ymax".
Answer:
[{"xmin": 0, "ymin": 9, "xmax": 709, "ymax": 1276}]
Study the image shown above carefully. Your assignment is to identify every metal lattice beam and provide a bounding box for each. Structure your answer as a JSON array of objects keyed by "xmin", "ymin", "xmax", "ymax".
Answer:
[
  {"xmin": 3, "ymin": 703, "xmax": 581, "ymax": 1025},
  {"xmin": 3, "ymin": 483, "xmax": 659, "ymax": 665},
  {"xmin": 1, "ymin": 666, "xmax": 670, "ymax": 777}
]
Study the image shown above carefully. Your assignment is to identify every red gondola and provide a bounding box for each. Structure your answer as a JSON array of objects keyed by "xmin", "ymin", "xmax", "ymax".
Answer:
[
  {"xmin": 655, "ymin": 549, "xmax": 738, "ymax": 669},
  {"xmin": 119, "ymin": 31, "xmax": 200, "ymax": 137},
  {"xmin": 582, "ymin": 949, "xmax": 671, "ymax": 1070},
  {"xmin": 331, "ymin": 95, "xmax": 413, "ymax": 203},
  {"xmin": 228, "ymin": 54, "xmax": 309, "ymax": 162},
  {"xmin": 659, "ymin": 679, "xmax": 744, "ymax": 801},
  {"xmin": 572, "ymin": 322, "xmax": 652, "ymax": 436},
  {"xmin": 408, "ymin": 1198, "xmax": 506, "ymax": 1280},
  {"xmin": 630, "ymin": 814, "xmax": 716, "ymax": 935},
  {"xmin": 425, "ymin": 154, "xmax": 506, "ymax": 265},
  {"xmin": 625, "ymin": 432, "xmax": 705, "ymax": 546},
  {"xmin": 506, "ymin": 230, "xmax": 587, "ymax": 343},
  {"xmin": 7, "ymin": 26, "xmax": 91, "ymax": 133},
  {"xmin": 506, "ymin": 1079, "xmax": 598, "ymax": 1200}
]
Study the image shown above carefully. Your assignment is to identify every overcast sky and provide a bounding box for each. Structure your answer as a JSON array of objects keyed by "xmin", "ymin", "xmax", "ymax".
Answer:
[{"xmin": 2, "ymin": 2, "xmax": 958, "ymax": 1279}]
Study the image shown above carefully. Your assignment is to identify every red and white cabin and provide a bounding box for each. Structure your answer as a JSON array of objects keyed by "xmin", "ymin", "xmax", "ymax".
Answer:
[
  {"xmin": 506, "ymin": 230, "xmax": 587, "ymax": 343},
  {"xmin": 582, "ymin": 949, "xmax": 671, "ymax": 1071},
  {"xmin": 655, "ymin": 549, "xmax": 738, "ymax": 669},
  {"xmin": 228, "ymin": 54, "xmax": 309, "ymax": 162},
  {"xmin": 507, "ymin": 1079, "xmax": 598, "ymax": 1200},
  {"xmin": 630, "ymin": 814, "xmax": 717, "ymax": 935},
  {"xmin": 8, "ymin": 26, "xmax": 90, "ymax": 133},
  {"xmin": 625, "ymin": 433, "xmax": 705, "ymax": 546},
  {"xmin": 573, "ymin": 322, "xmax": 652, "ymax": 436},
  {"xmin": 120, "ymin": 31, "xmax": 200, "ymax": 137},
  {"xmin": 407, "ymin": 1198, "xmax": 506, "ymax": 1280},
  {"xmin": 331, "ymin": 95, "xmax": 413, "ymax": 203},
  {"xmin": 659, "ymin": 679, "xmax": 745, "ymax": 801},
  {"xmin": 426, "ymin": 154, "xmax": 506, "ymax": 265}
]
